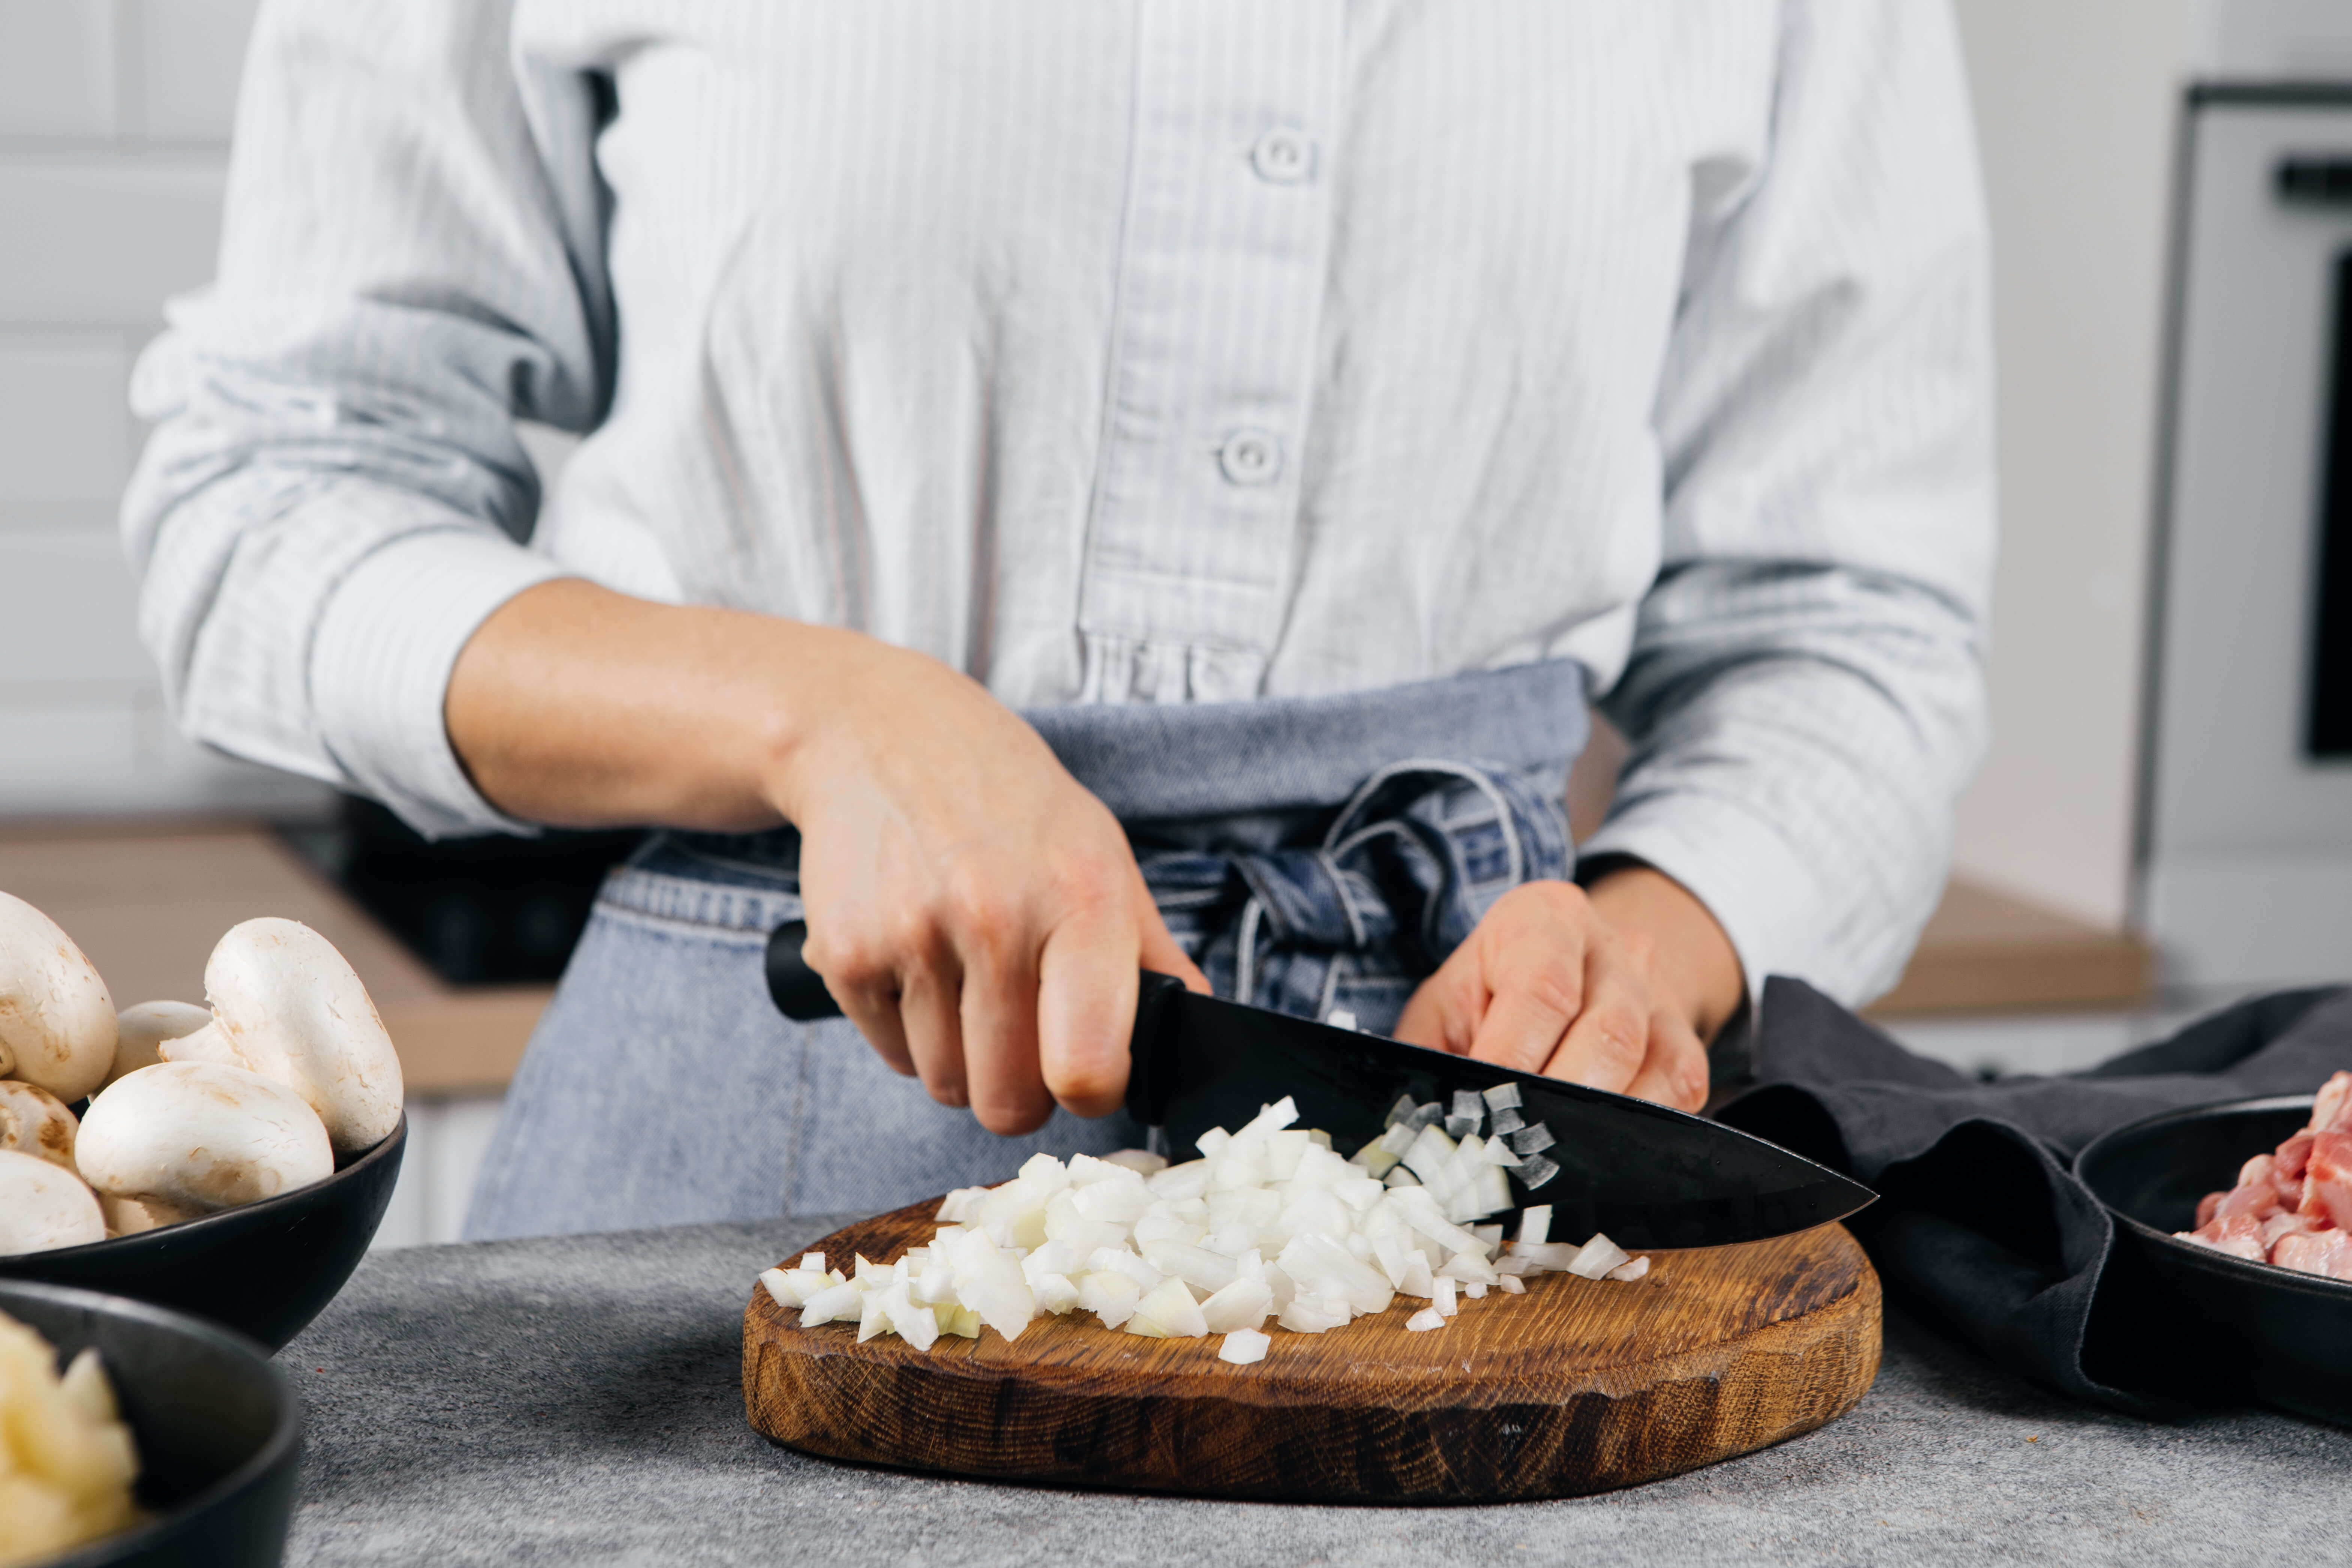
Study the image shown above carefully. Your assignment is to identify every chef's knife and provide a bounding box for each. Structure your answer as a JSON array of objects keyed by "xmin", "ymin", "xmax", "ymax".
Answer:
[{"xmin": 764, "ymin": 920, "xmax": 1871, "ymax": 1249}]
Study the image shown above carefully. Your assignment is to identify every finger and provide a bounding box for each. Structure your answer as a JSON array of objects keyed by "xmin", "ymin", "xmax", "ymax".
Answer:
[
  {"xmin": 1540, "ymin": 933, "xmax": 1649, "ymax": 1093},
  {"xmin": 1465, "ymin": 930, "xmax": 1586, "ymax": 1073},
  {"xmin": 1133, "ymin": 883, "xmax": 1211, "ymax": 995},
  {"xmin": 957, "ymin": 931, "xmax": 1051, "ymax": 1136},
  {"xmin": 1621, "ymin": 1011, "xmax": 1710, "ymax": 1112},
  {"xmin": 1036, "ymin": 902, "xmax": 1140, "ymax": 1120},
  {"xmin": 802, "ymin": 925, "xmax": 917, "ymax": 1077},
  {"xmin": 896, "ymin": 958, "xmax": 970, "ymax": 1110},
  {"xmin": 1395, "ymin": 943, "xmax": 1489, "ymax": 1056}
]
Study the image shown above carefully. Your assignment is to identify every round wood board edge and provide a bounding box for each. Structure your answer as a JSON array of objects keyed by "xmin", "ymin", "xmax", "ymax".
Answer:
[{"xmin": 743, "ymin": 1198, "xmax": 1882, "ymax": 1502}]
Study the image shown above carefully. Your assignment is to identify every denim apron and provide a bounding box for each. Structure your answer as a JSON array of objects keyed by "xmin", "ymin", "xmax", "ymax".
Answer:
[{"xmin": 465, "ymin": 661, "xmax": 1588, "ymax": 1238}]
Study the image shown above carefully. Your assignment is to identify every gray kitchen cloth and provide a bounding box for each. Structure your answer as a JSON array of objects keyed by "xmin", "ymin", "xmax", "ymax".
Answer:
[{"xmin": 1715, "ymin": 978, "xmax": 2352, "ymax": 1416}]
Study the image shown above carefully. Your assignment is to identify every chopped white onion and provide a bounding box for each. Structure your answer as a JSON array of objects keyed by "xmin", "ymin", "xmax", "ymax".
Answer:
[
  {"xmin": 771, "ymin": 1086, "xmax": 1665, "ymax": 1364},
  {"xmin": 1327, "ymin": 1010, "xmax": 1359, "ymax": 1033}
]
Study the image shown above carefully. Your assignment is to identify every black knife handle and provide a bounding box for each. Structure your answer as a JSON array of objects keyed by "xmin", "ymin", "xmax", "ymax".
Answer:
[
  {"xmin": 764, "ymin": 920, "xmax": 1189, "ymax": 1118},
  {"xmin": 764, "ymin": 920, "xmax": 844, "ymax": 1021}
]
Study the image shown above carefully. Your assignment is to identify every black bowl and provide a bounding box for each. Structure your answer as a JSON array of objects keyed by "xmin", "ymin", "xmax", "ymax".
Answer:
[
  {"xmin": 2076, "ymin": 1095, "xmax": 2352, "ymax": 1425},
  {"xmin": 0, "ymin": 1114, "xmax": 404, "ymax": 1352},
  {"xmin": 0, "ymin": 1278, "xmax": 299, "ymax": 1568}
]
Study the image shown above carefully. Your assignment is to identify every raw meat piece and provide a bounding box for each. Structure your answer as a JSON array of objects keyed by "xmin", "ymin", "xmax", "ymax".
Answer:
[
  {"xmin": 2261, "ymin": 1210, "xmax": 2324, "ymax": 1250},
  {"xmin": 2177, "ymin": 1076, "xmax": 2352, "ymax": 1274},
  {"xmin": 2216, "ymin": 1159, "xmax": 2282, "ymax": 1222},
  {"xmin": 2182, "ymin": 1212, "xmax": 2267, "ymax": 1261},
  {"xmin": 2272, "ymin": 1228, "xmax": 2352, "ymax": 1281},
  {"xmin": 2313, "ymin": 1072, "xmax": 2352, "ymax": 1135},
  {"xmin": 2298, "ymin": 1131, "xmax": 2352, "ymax": 1231}
]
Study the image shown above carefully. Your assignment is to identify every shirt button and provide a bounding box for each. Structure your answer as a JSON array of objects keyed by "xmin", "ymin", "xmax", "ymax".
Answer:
[
  {"xmin": 1250, "ymin": 129, "xmax": 1315, "ymax": 185},
  {"xmin": 1219, "ymin": 430, "xmax": 1283, "ymax": 486}
]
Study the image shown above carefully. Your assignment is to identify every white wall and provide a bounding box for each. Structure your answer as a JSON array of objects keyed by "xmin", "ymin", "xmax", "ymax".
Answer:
[
  {"xmin": 0, "ymin": 0, "xmax": 324, "ymax": 818},
  {"xmin": 1943, "ymin": 0, "xmax": 2200, "ymax": 929}
]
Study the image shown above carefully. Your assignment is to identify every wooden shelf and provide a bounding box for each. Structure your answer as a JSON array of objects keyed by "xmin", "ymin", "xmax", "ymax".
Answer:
[{"xmin": 1868, "ymin": 876, "xmax": 2154, "ymax": 1018}]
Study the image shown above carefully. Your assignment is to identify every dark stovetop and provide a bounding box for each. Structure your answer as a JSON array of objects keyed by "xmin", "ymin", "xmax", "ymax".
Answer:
[{"xmin": 277, "ymin": 797, "xmax": 644, "ymax": 986}]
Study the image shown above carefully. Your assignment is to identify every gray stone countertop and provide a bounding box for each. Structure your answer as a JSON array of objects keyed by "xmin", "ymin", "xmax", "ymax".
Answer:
[{"xmin": 283, "ymin": 1215, "xmax": 2348, "ymax": 1567}]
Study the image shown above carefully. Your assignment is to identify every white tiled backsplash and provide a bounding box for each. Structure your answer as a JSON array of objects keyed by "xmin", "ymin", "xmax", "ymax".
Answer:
[{"xmin": 0, "ymin": 0, "xmax": 326, "ymax": 818}]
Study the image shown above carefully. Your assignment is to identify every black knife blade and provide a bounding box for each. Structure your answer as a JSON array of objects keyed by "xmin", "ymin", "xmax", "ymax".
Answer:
[{"xmin": 766, "ymin": 920, "xmax": 1871, "ymax": 1249}]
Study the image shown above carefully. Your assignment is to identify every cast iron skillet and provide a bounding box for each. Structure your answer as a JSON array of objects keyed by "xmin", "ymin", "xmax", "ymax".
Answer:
[
  {"xmin": 2076, "ymin": 1095, "xmax": 2352, "ymax": 1426},
  {"xmin": 0, "ymin": 1278, "xmax": 300, "ymax": 1568},
  {"xmin": 0, "ymin": 1114, "xmax": 405, "ymax": 1353}
]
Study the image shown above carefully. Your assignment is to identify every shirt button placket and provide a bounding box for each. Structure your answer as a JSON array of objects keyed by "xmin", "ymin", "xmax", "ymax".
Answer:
[
  {"xmin": 1250, "ymin": 127, "xmax": 1316, "ymax": 185},
  {"xmin": 1219, "ymin": 429, "xmax": 1283, "ymax": 487}
]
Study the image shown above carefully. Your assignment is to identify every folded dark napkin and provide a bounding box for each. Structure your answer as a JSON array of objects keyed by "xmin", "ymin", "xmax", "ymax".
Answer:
[{"xmin": 1715, "ymin": 978, "xmax": 2352, "ymax": 1415}]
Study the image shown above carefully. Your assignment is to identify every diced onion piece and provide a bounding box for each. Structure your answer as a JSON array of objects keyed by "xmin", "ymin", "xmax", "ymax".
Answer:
[
  {"xmin": 1277, "ymin": 1293, "xmax": 1350, "ymax": 1333},
  {"xmin": 1510, "ymin": 1241, "xmax": 1578, "ymax": 1270},
  {"xmin": 1566, "ymin": 1233, "xmax": 1631, "ymax": 1281},
  {"xmin": 1220, "ymin": 1328, "xmax": 1272, "ymax": 1364},
  {"xmin": 1383, "ymin": 1093, "xmax": 1419, "ymax": 1129},
  {"xmin": 1481, "ymin": 1083, "xmax": 1522, "ymax": 1113},
  {"xmin": 1441, "ymin": 1249, "xmax": 1498, "ymax": 1286},
  {"xmin": 1606, "ymin": 1256, "xmax": 1651, "ymax": 1283},
  {"xmin": 1385, "ymin": 1166, "xmax": 1421, "ymax": 1188},
  {"xmin": 1350, "ymin": 1140, "xmax": 1401, "ymax": 1178},
  {"xmin": 1078, "ymin": 1271, "xmax": 1142, "ymax": 1329},
  {"xmin": 1403, "ymin": 1101, "xmax": 1444, "ymax": 1133},
  {"xmin": 1466, "ymin": 1280, "xmax": 1487, "ymax": 1299},
  {"xmin": 1103, "ymin": 1149, "xmax": 1169, "ymax": 1177},
  {"xmin": 800, "ymin": 1281, "xmax": 864, "ymax": 1328},
  {"xmin": 1201, "ymin": 1277, "xmax": 1276, "ymax": 1332},
  {"xmin": 1405, "ymin": 1308, "xmax": 1446, "ymax": 1331},
  {"xmin": 1498, "ymin": 1275, "xmax": 1525, "ymax": 1294},
  {"xmin": 1518, "ymin": 1205, "xmax": 1553, "ymax": 1247},
  {"xmin": 1509, "ymin": 1123, "xmax": 1555, "ymax": 1156},
  {"xmin": 1327, "ymin": 1010, "xmax": 1359, "ymax": 1033},
  {"xmin": 1433, "ymin": 1276, "xmax": 1458, "ymax": 1317},
  {"xmin": 1484, "ymin": 1138, "xmax": 1523, "ymax": 1168},
  {"xmin": 1518, "ymin": 1154, "xmax": 1561, "ymax": 1190},
  {"xmin": 801, "ymin": 1252, "xmax": 827, "ymax": 1273},
  {"xmin": 1490, "ymin": 1106, "xmax": 1525, "ymax": 1136},
  {"xmin": 1443, "ymin": 1114, "xmax": 1479, "ymax": 1139},
  {"xmin": 1131, "ymin": 1276, "xmax": 1210, "ymax": 1338}
]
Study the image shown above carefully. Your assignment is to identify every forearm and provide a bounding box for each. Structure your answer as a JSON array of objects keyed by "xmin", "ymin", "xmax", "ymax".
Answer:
[{"xmin": 445, "ymin": 578, "xmax": 860, "ymax": 831}]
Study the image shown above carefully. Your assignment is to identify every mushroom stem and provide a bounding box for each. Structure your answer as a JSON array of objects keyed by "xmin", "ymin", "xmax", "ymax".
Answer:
[{"xmin": 107, "ymin": 1000, "xmax": 213, "ymax": 1090}]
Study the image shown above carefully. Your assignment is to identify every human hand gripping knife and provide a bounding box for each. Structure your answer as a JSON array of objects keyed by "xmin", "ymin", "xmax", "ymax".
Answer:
[{"xmin": 764, "ymin": 920, "xmax": 1871, "ymax": 1249}]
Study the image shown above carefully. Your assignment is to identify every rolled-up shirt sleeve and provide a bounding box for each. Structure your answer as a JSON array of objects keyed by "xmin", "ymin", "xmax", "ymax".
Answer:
[
  {"xmin": 1579, "ymin": 1, "xmax": 1998, "ymax": 1006},
  {"xmin": 121, "ymin": 0, "xmax": 608, "ymax": 837}
]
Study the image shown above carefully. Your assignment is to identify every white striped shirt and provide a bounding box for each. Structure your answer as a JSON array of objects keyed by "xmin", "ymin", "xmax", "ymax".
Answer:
[{"xmin": 123, "ymin": 0, "xmax": 1996, "ymax": 1005}]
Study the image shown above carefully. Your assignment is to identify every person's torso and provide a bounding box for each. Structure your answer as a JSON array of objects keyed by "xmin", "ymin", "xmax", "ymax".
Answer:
[{"xmin": 513, "ymin": 0, "xmax": 1782, "ymax": 706}]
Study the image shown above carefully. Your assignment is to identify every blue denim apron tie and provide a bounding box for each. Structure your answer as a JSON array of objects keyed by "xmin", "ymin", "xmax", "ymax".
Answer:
[{"xmin": 1142, "ymin": 758, "xmax": 1575, "ymax": 1031}]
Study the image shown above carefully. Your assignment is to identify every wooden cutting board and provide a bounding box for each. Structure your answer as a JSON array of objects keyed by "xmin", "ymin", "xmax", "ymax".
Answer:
[{"xmin": 741, "ymin": 1198, "xmax": 1881, "ymax": 1502}]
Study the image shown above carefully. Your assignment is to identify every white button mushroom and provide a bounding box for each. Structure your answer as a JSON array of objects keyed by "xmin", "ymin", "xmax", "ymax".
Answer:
[
  {"xmin": 159, "ymin": 918, "xmax": 403, "ymax": 1156},
  {"xmin": 105, "ymin": 1000, "xmax": 212, "ymax": 1090},
  {"xmin": 76, "ymin": 1061, "xmax": 333, "ymax": 1213},
  {"xmin": 0, "ymin": 891, "xmax": 118, "ymax": 1103},
  {"xmin": 0, "ymin": 1079, "xmax": 79, "ymax": 1171},
  {"xmin": 0, "ymin": 1148, "xmax": 105, "ymax": 1255}
]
